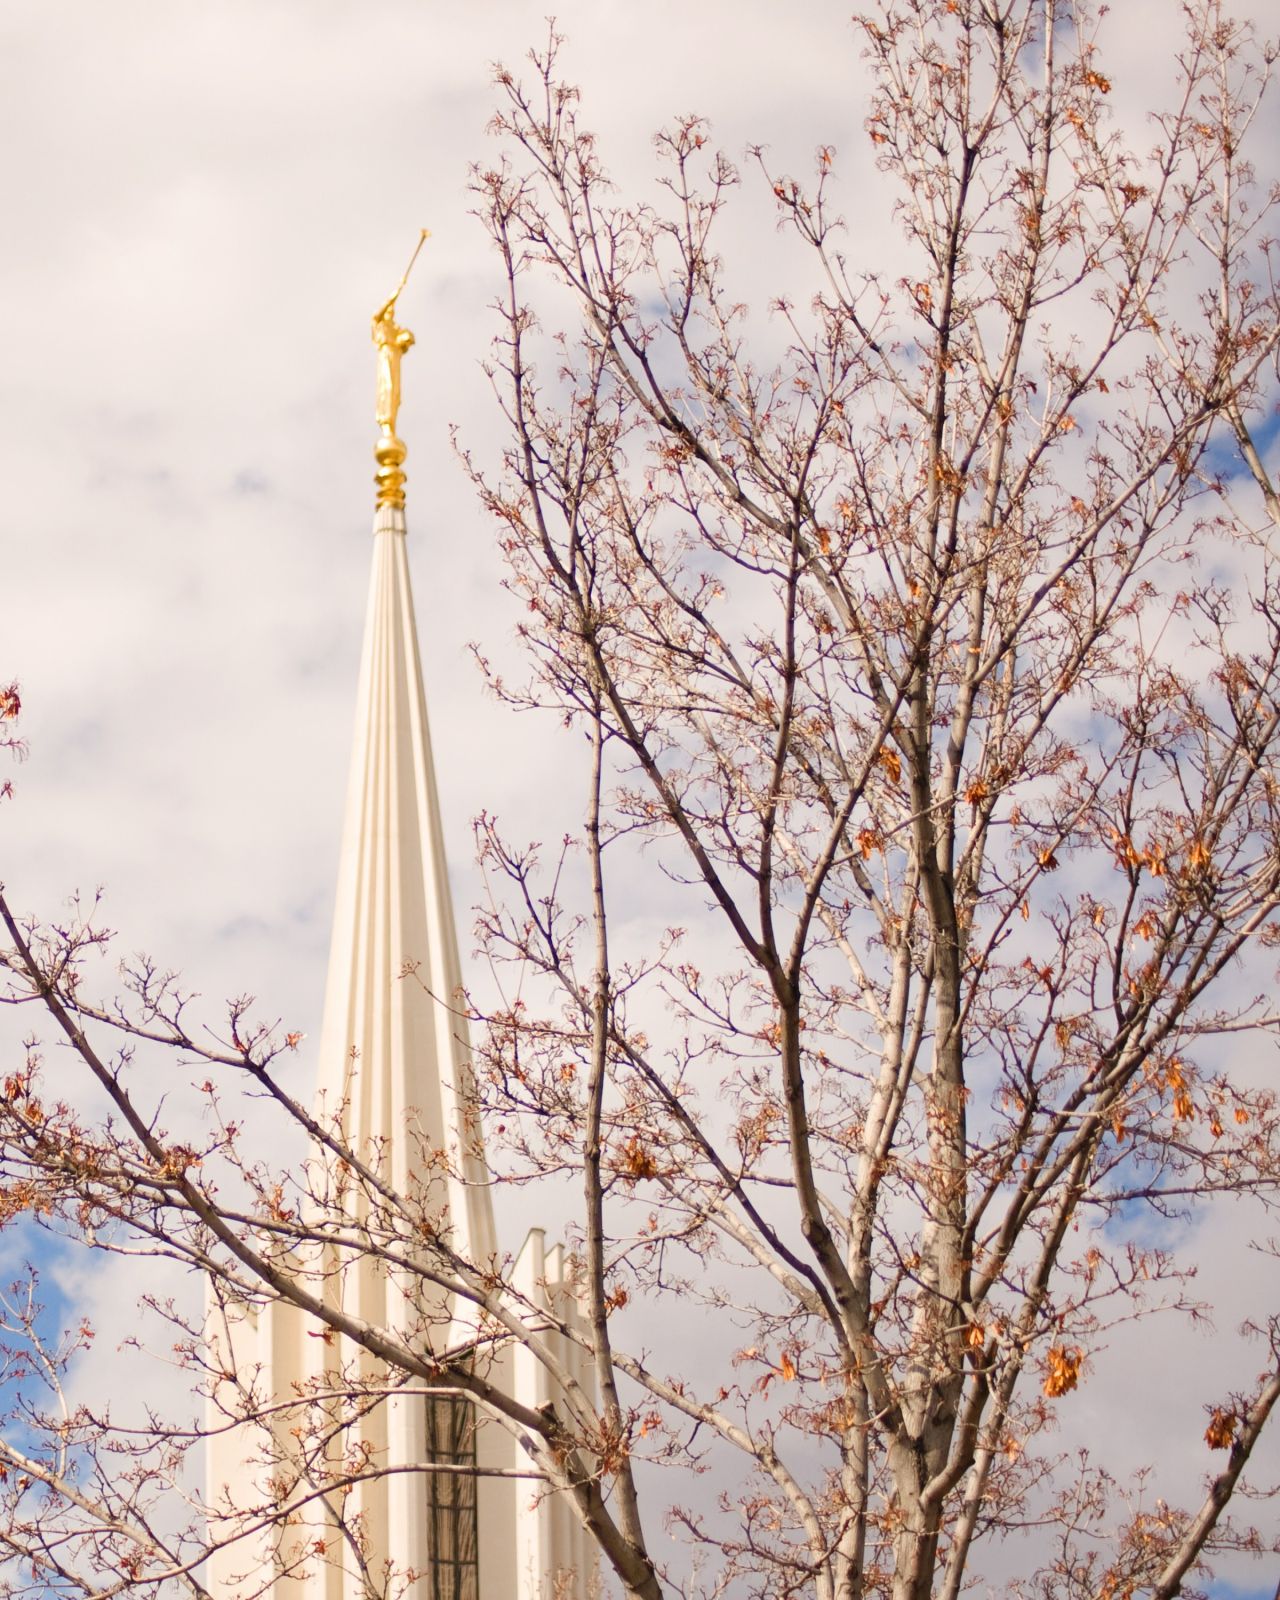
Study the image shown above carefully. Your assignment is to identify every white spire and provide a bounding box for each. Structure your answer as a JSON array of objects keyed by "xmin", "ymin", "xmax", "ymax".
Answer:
[{"xmin": 315, "ymin": 496, "xmax": 497, "ymax": 1288}]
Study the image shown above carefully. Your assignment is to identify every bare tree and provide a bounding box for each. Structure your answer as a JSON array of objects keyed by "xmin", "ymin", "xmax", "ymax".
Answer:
[{"xmin": 3, "ymin": 2, "xmax": 1280, "ymax": 1597}]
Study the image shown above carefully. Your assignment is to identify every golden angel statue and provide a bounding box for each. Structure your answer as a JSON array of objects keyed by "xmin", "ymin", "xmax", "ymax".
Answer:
[
  {"xmin": 372, "ymin": 297, "xmax": 415, "ymax": 436},
  {"xmin": 371, "ymin": 230, "xmax": 430, "ymax": 436}
]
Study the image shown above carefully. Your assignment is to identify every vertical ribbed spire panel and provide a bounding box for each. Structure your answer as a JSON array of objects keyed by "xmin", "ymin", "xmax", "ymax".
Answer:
[{"xmin": 315, "ymin": 500, "xmax": 497, "ymax": 1279}]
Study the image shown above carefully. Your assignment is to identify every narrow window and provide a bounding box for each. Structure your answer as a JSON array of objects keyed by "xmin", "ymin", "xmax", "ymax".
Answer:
[{"xmin": 425, "ymin": 1392, "xmax": 478, "ymax": 1600}]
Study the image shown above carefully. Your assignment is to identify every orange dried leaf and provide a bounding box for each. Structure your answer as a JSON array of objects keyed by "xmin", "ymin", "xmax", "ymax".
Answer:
[
  {"xmin": 1204, "ymin": 1409, "xmax": 1237, "ymax": 1450},
  {"xmin": 1043, "ymin": 1345, "xmax": 1083, "ymax": 1398},
  {"xmin": 637, "ymin": 1409, "xmax": 661, "ymax": 1438},
  {"xmin": 619, "ymin": 1138, "xmax": 659, "ymax": 1180},
  {"xmin": 1112, "ymin": 832, "xmax": 1143, "ymax": 869}
]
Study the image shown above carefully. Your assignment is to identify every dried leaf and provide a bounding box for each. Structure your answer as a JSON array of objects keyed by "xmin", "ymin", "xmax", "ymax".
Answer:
[
  {"xmin": 1204, "ymin": 1409, "xmax": 1237, "ymax": 1450},
  {"xmin": 1186, "ymin": 839, "xmax": 1212, "ymax": 872},
  {"xmin": 1043, "ymin": 1345, "xmax": 1083, "ymax": 1397},
  {"xmin": 619, "ymin": 1138, "xmax": 659, "ymax": 1180}
]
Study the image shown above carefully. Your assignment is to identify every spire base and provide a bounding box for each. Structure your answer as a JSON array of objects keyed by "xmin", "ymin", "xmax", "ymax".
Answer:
[{"xmin": 374, "ymin": 430, "xmax": 408, "ymax": 509}]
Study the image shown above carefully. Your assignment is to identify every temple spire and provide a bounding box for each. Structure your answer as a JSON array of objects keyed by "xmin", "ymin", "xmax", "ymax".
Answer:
[
  {"xmin": 312, "ymin": 231, "xmax": 498, "ymax": 1290},
  {"xmin": 207, "ymin": 247, "xmax": 593, "ymax": 1600}
]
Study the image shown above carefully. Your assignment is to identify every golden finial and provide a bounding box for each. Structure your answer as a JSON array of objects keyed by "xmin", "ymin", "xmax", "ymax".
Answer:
[{"xmin": 372, "ymin": 229, "xmax": 430, "ymax": 509}]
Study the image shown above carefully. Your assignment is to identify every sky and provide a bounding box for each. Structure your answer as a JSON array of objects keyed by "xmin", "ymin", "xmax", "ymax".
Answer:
[
  {"xmin": 2, "ymin": 1, "xmax": 1279, "ymax": 1594},
  {"xmin": 1, "ymin": 0, "xmax": 875, "ymax": 1030}
]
